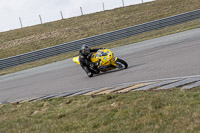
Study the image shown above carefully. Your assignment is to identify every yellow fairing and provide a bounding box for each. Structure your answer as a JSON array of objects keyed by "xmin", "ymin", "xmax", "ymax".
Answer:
[
  {"xmin": 72, "ymin": 49, "xmax": 118, "ymax": 71},
  {"xmin": 90, "ymin": 49, "xmax": 117, "ymax": 69},
  {"xmin": 72, "ymin": 56, "xmax": 80, "ymax": 65}
]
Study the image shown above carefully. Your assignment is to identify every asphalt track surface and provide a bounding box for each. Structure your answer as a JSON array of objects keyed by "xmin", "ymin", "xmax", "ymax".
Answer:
[{"xmin": 0, "ymin": 28, "xmax": 200, "ymax": 103}]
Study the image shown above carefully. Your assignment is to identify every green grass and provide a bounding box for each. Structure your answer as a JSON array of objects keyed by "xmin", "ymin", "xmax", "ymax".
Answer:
[
  {"xmin": 1, "ymin": 0, "xmax": 200, "ymax": 131},
  {"xmin": 0, "ymin": 88, "xmax": 200, "ymax": 133}
]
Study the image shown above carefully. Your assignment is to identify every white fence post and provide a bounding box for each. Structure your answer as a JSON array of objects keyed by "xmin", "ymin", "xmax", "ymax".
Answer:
[
  {"xmin": 103, "ymin": 3, "xmax": 105, "ymax": 11},
  {"xmin": 80, "ymin": 7, "xmax": 84, "ymax": 15},
  {"xmin": 60, "ymin": 11, "xmax": 64, "ymax": 19},
  {"xmin": 122, "ymin": 0, "xmax": 125, "ymax": 7},
  {"xmin": 19, "ymin": 17, "xmax": 23, "ymax": 28},
  {"xmin": 39, "ymin": 15, "xmax": 43, "ymax": 24}
]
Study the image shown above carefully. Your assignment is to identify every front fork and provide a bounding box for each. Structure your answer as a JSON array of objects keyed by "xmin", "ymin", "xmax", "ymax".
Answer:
[
  {"xmin": 111, "ymin": 57, "xmax": 118, "ymax": 67},
  {"xmin": 96, "ymin": 56, "xmax": 118, "ymax": 71}
]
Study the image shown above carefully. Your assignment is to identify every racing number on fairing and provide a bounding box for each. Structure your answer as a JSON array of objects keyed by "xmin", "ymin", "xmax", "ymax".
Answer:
[{"xmin": 107, "ymin": 54, "xmax": 110, "ymax": 61}]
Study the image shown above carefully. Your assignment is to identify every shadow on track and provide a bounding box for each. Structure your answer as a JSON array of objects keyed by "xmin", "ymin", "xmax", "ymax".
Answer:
[{"xmin": 92, "ymin": 63, "xmax": 145, "ymax": 78}]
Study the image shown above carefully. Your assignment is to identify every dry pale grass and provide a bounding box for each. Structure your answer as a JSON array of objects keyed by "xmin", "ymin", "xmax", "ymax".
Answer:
[
  {"xmin": 0, "ymin": 31, "xmax": 60, "ymax": 50},
  {"xmin": 0, "ymin": 0, "xmax": 200, "ymax": 59}
]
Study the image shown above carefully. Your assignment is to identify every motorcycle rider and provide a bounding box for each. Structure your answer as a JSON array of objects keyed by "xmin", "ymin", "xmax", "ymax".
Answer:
[{"xmin": 79, "ymin": 44, "xmax": 104, "ymax": 77}]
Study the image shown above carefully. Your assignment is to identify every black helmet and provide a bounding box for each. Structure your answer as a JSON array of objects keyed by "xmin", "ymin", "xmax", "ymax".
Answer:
[{"xmin": 81, "ymin": 44, "xmax": 90, "ymax": 55}]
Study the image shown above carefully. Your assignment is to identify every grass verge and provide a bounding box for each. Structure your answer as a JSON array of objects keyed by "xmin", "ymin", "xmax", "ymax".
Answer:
[{"xmin": 0, "ymin": 88, "xmax": 200, "ymax": 133}]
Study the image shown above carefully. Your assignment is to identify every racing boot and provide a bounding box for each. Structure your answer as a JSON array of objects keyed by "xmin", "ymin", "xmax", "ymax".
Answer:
[{"xmin": 84, "ymin": 66, "xmax": 93, "ymax": 77}]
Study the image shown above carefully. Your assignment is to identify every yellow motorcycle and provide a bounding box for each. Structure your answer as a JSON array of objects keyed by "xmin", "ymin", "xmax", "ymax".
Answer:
[{"xmin": 73, "ymin": 49, "xmax": 128, "ymax": 77}]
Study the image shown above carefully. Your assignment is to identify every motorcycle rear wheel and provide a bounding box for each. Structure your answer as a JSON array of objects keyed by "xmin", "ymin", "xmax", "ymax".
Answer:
[{"xmin": 116, "ymin": 58, "xmax": 128, "ymax": 69}]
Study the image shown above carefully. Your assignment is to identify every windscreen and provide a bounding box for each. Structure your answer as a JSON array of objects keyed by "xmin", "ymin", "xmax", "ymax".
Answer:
[{"xmin": 96, "ymin": 50, "xmax": 107, "ymax": 58}]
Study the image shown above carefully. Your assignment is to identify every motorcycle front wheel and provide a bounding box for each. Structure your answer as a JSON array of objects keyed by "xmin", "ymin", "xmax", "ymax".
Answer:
[{"xmin": 115, "ymin": 58, "xmax": 128, "ymax": 69}]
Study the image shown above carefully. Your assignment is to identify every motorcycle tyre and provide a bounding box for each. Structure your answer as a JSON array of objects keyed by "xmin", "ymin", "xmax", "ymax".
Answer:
[{"xmin": 116, "ymin": 58, "xmax": 128, "ymax": 69}]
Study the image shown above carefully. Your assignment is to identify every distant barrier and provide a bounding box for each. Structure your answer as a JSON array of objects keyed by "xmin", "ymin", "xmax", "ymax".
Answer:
[{"xmin": 0, "ymin": 9, "xmax": 200, "ymax": 70}]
